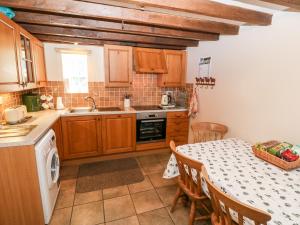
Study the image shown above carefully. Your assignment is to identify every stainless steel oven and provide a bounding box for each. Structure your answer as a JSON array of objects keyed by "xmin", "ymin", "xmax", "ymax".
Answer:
[{"xmin": 136, "ymin": 112, "xmax": 166, "ymax": 143}]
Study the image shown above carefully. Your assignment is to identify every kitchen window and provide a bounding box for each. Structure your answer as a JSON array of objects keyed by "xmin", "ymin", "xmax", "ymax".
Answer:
[{"xmin": 61, "ymin": 51, "xmax": 88, "ymax": 93}]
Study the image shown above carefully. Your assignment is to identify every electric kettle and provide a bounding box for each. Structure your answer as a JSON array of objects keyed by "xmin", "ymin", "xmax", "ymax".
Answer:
[{"xmin": 161, "ymin": 94, "xmax": 171, "ymax": 106}]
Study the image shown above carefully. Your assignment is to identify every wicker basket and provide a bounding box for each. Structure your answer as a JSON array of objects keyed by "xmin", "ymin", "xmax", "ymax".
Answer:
[{"xmin": 252, "ymin": 146, "xmax": 300, "ymax": 171}]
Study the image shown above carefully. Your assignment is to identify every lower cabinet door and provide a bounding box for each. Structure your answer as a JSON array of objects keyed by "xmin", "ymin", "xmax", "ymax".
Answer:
[
  {"xmin": 61, "ymin": 116, "xmax": 101, "ymax": 159},
  {"xmin": 102, "ymin": 114, "xmax": 136, "ymax": 154}
]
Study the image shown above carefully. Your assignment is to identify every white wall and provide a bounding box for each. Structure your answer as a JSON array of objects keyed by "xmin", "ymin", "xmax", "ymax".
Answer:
[
  {"xmin": 44, "ymin": 43, "xmax": 105, "ymax": 81},
  {"xmin": 187, "ymin": 12, "xmax": 300, "ymax": 144}
]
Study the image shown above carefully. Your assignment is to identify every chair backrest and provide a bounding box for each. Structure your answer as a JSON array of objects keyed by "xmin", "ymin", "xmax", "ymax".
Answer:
[
  {"xmin": 170, "ymin": 141, "xmax": 205, "ymax": 199},
  {"xmin": 191, "ymin": 122, "xmax": 228, "ymax": 143},
  {"xmin": 201, "ymin": 166, "xmax": 271, "ymax": 225}
]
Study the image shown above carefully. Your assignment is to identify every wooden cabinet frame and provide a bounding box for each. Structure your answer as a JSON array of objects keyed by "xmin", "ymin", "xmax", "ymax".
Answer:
[
  {"xmin": 134, "ymin": 47, "xmax": 167, "ymax": 73},
  {"xmin": 104, "ymin": 44, "xmax": 133, "ymax": 87},
  {"xmin": 158, "ymin": 50, "xmax": 187, "ymax": 87},
  {"xmin": 102, "ymin": 114, "xmax": 136, "ymax": 154}
]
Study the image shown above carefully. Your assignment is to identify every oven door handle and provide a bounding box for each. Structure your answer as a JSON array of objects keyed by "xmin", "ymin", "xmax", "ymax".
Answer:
[{"xmin": 141, "ymin": 119, "xmax": 165, "ymax": 123}]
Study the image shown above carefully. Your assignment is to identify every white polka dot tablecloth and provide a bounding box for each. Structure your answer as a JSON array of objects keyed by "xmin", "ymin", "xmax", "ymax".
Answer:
[{"xmin": 163, "ymin": 138, "xmax": 300, "ymax": 225}]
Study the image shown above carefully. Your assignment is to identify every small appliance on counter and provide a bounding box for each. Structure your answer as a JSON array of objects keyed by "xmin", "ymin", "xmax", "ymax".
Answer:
[
  {"xmin": 22, "ymin": 93, "xmax": 41, "ymax": 112},
  {"xmin": 4, "ymin": 105, "xmax": 29, "ymax": 124},
  {"xmin": 161, "ymin": 93, "xmax": 171, "ymax": 106}
]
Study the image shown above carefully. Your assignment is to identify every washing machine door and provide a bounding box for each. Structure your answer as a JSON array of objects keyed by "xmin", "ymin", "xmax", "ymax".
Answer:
[{"xmin": 46, "ymin": 147, "xmax": 60, "ymax": 188}]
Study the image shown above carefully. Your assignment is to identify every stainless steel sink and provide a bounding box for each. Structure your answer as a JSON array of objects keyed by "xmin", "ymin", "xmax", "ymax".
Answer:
[
  {"xmin": 68, "ymin": 107, "xmax": 122, "ymax": 113},
  {"xmin": 69, "ymin": 107, "xmax": 94, "ymax": 113},
  {"xmin": 0, "ymin": 124, "xmax": 37, "ymax": 138}
]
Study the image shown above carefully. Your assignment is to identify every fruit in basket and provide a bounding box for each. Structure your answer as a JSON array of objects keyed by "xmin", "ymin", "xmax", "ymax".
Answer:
[
  {"xmin": 281, "ymin": 149, "xmax": 299, "ymax": 162},
  {"xmin": 267, "ymin": 142, "xmax": 293, "ymax": 157}
]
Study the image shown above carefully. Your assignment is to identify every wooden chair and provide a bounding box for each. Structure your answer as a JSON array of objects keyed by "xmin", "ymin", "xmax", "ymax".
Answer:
[
  {"xmin": 201, "ymin": 166, "xmax": 271, "ymax": 225},
  {"xmin": 191, "ymin": 122, "xmax": 228, "ymax": 143},
  {"xmin": 170, "ymin": 141, "xmax": 211, "ymax": 225}
]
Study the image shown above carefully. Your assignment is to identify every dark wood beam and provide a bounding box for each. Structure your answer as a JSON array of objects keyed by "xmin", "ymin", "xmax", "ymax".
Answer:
[
  {"xmin": 87, "ymin": 0, "xmax": 272, "ymax": 25},
  {"xmin": 259, "ymin": 0, "xmax": 300, "ymax": 10},
  {"xmin": 21, "ymin": 24, "xmax": 199, "ymax": 47},
  {"xmin": 35, "ymin": 34, "xmax": 186, "ymax": 50},
  {"xmin": 13, "ymin": 11, "xmax": 219, "ymax": 41},
  {"xmin": 0, "ymin": 0, "xmax": 239, "ymax": 34}
]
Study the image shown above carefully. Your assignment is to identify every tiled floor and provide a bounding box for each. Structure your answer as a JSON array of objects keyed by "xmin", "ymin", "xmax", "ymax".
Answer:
[{"xmin": 51, "ymin": 152, "xmax": 211, "ymax": 225}]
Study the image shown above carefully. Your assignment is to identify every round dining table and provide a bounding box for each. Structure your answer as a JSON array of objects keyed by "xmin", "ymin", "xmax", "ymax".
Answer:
[{"xmin": 163, "ymin": 138, "xmax": 300, "ymax": 225}]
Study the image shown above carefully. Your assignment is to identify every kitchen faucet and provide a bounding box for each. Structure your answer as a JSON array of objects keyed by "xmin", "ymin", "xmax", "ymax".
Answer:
[{"xmin": 84, "ymin": 96, "xmax": 97, "ymax": 111}]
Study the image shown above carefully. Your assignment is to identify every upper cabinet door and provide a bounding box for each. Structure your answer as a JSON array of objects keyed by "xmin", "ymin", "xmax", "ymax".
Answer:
[
  {"xmin": 0, "ymin": 14, "xmax": 22, "ymax": 92},
  {"xmin": 158, "ymin": 50, "xmax": 187, "ymax": 87},
  {"xmin": 134, "ymin": 47, "xmax": 167, "ymax": 74},
  {"xmin": 33, "ymin": 40, "xmax": 47, "ymax": 87},
  {"xmin": 18, "ymin": 28, "xmax": 36, "ymax": 87},
  {"xmin": 104, "ymin": 45, "xmax": 133, "ymax": 87}
]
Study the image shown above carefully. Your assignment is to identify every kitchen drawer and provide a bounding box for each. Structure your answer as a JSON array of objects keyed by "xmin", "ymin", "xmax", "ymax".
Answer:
[
  {"xmin": 167, "ymin": 128, "xmax": 188, "ymax": 137},
  {"xmin": 167, "ymin": 135, "xmax": 188, "ymax": 145},
  {"xmin": 167, "ymin": 120, "xmax": 189, "ymax": 129},
  {"xmin": 167, "ymin": 111, "xmax": 188, "ymax": 119}
]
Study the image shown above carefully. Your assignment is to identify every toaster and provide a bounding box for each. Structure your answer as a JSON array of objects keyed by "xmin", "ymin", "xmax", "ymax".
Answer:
[{"xmin": 4, "ymin": 105, "xmax": 28, "ymax": 124}]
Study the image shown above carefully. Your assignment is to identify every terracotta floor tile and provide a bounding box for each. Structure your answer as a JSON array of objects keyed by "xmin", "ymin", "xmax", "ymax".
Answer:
[
  {"xmin": 60, "ymin": 165, "xmax": 79, "ymax": 179},
  {"xmin": 71, "ymin": 201, "xmax": 104, "ymax": 225},
  {"xmin": 103, "ymin": 185, "xmax": 129, "ymax": 199},
  {"xmin": 156, "ymin": 185, "xmax": 178, "ymax": 206},
  {"xmin": 104, "ymin": 195, "xmax": 136, "ymax": 222},
  {"xmin": 128, "ymin": 176, "xmax": 153, "ymax": 194},
  {"xmin": 74, "ymin": 190, "xmax": 102, "ymax": 205},
  {"xmin": 60, "ymin": 179, "xmax": 77, "ymax": 191},
  {"xmin": 138, "ymin": 208, "xmax": 174, "ymax": 225},
  {"xmin": 105, "ymin": 216, "xmax": 140, "ymax": 225},
  {"xmin": 137, "ymin": 155, "xmax": 160, "ymax": 165},
  {"xmin": 167, "ymin": 205, "xmax": 211, "ymax": 225},
  {"xmin": 55, "ymin": 189, "xmax": 75, "ymax": 209},
  {"xmin": 49, "ymin": 207, "xmax": 72, "ymax": 225},
  {"xmin": 148, "ymin": 173, "xmax": 177, "ymax": 188},
  {"xmin": 141, "ymin": 162, "xmax": 165, "ymax": 175},
  {"xmin": 155, "ymin": 152, "xmax": 172, "ymax": 162},
  {"xmin": 131, "ymin": 189, "xmax": 164, "ymax": 214}
]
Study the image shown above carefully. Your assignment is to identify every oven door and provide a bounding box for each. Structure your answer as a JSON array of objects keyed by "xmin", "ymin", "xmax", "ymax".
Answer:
[{"xmin": 136, "ymin": 118, "xmax": 166, "ymax": 143}]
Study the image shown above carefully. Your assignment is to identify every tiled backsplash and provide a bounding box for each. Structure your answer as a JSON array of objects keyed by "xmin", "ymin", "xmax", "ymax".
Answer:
[
  {"xmin": 0, "ymin": 74, "xmax": 193, "ymax": 115},
  {"xmin": 40, "ymin": 74, "xmax": 193, "ymax": 108},
  {"xmin": 0, "ymin": 91, "xmax": 30, "ymax": 117}
]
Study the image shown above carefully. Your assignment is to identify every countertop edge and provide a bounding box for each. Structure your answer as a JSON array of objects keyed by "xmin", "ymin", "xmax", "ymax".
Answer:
[{"xmin": 0, "ymin": 108, "xmax": 188, "ymax": 148}]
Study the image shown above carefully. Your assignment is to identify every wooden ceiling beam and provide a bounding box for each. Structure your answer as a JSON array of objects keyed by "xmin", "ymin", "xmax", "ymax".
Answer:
[
  {"xmin": 0, "ymin": 0, "xmax": 239, "ymax": 34},
  {"xmin": 13, "ymin": 11, "xmax": 219, "ymax": 41},
  {"xmin": 35, "ymin": 34, "xmax": 186, "ymax": 50},
  {"xmin": 21, "ymin": 24, "xmax": 199, "ymax": 47},
  {"xmin": 259, "ymin": 0, "xmax": 300, "ymax": 10},
  {"xmin": 89, "ymin": 0, "xmax": 272, "ymax": 25}
]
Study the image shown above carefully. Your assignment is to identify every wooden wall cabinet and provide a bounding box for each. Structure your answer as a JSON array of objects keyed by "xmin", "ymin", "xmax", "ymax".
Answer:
[
  {"xmin": 104, "ymin": 44, "xmax": 133, "ymax": 87},
  {"xmin": 166, "ymin": 111, "xmax": 189, "ymax": 146},
  {"xmin": 102, "ymin": 114, "xmax": 136, "ymax": 154},
  {"xmin": 158, "ymin": 50, "xmax": 187, "ymax": 87},
  {"xmin": 33, "ymin": 40, "xmax": 47, "ymax": 87},
  {"xmin": 0, "ymin": 13, "xmax": 47, "ymax": 92},
  {"xmin": 134, "ymin": 47, "xmax": 167, "ymax": 74},
  {"xmin": 0, "ymin": 13, "xmax": 22, "ymax": 92},
  {"xmin": 61, "ymin": 116, "xmax": 101, "ymax": 159}
]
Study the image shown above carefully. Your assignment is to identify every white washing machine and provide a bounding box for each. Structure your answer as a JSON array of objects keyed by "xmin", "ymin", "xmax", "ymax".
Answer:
[{"xmin": 35, "ymin": 129, "xmax": 60, "ymax": 224}]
